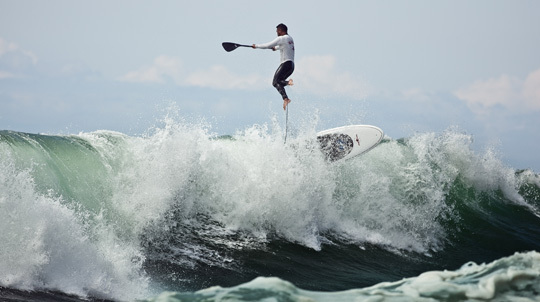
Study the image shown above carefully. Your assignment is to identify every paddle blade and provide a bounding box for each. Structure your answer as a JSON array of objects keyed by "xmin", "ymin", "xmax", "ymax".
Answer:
[
  {"xmin": 222, "ymin": 42, "xmax": 239, "ymax": 52},
  {"xmin": 222, "ymin": 42, "xmax": 250, "ymax": 52}
]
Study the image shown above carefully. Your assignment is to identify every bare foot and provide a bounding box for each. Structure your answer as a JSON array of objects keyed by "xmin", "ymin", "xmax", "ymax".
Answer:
[
  {"xmin": 283, "ymin": 98, "xmax": 291, "ymax": 110},
  {"xmin": 288, "ymin": 79, "xmax": 294, "ymax": 86}
]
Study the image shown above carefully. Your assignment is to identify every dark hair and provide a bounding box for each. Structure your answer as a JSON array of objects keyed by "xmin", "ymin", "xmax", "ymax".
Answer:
[{"xmin": 276, "ymin": 23, "xmax": 288, "ymax": 33}]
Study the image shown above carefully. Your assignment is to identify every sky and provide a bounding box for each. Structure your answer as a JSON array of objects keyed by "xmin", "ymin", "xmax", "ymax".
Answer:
[{"xmin": 1, "ymin": 0, "xmax": 539, "ymax": 171}]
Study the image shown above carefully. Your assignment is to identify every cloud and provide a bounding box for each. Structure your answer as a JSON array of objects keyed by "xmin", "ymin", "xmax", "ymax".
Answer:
[
  {"xmin": 454, "ymin": 68, "xmax": 540, "ymax": 115},
  {"xmin": 118, "ymin": 55, "xmax": 184, "ymax": 84},
  {"xmin": 522, "ymin": 69, "xmax": 540, "ymax": 108},
  {"xmin": 400, "ymin": 88, "xmax": 434, "ymax": 103},
  {"xmin": 0, "ymin": 38, "xmax": 17, "ymax": 56},
  {"xmin": 0, "ymin": 70, "xmax": 16, "ymax": 79},
  {"xmin": 185, "ymin": 65, "xmax": 265, "ymax": 90},
  {"xmin": 119, "ymin": 56, "xmax": 262, "ymax": 89},
  {"xmin": 0, "ymin": 37, "xmax": 38, "ymax": 78},
  {"xmin": 119, "ymin": 54, "xmax": 370, "ymax": 98},
  {"xmin": 294, "ymin": 55, "xmax": 371, "ymax": 99},
  {"xmin": 0, "ymin": 38, "xmax": 37, "ymax": 63}
]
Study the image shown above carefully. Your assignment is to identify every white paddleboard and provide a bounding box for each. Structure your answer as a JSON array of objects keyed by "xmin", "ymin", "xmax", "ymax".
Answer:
[{"xmin": 317, "ymin": 125, "xmax": 384, "ymax": 162}]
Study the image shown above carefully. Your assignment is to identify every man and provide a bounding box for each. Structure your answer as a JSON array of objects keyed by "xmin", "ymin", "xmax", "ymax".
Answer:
[{"xmin": 252, "ymin": 23, "xmax": 295, "ymax": 110}]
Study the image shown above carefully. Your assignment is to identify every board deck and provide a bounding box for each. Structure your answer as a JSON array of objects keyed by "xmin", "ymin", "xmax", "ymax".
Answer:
[{"xmin": 317, "ymin": 125, "xmax": 383, "ymax": 162}]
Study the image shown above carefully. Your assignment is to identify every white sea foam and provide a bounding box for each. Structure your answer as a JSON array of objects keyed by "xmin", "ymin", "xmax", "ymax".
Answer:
[
  {"xmin": 0, "ymin": 148, "xmax": 148, "ymax": 300},
  {"xmin": 1, "ymin": 114, "xmax": 536, "ymax": 300},
  {"xmin": 145, "ymin": 251, "xmax": 540, "ymax": 301}
]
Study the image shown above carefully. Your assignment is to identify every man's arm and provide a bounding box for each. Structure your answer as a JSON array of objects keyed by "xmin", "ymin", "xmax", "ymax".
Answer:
[{"xmin": 252, "ymin": 36, "xmax": 282, "ymax": 50}]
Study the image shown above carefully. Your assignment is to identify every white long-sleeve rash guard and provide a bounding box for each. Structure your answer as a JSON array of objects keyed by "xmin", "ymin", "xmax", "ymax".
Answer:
[{"xmin": 255, "ymin": 35, "xmax": 295, "ymax": 64}]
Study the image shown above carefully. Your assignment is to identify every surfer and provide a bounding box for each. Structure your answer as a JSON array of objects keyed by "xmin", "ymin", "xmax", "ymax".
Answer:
[{"xmin": 252, "ymin": 23, "xmax": 295, "ymax": 110}]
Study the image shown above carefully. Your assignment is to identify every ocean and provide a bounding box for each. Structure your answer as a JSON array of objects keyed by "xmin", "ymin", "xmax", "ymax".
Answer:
[{"xmin": 1, "ymin": 116, "xmax": 539, "ymax": 301}]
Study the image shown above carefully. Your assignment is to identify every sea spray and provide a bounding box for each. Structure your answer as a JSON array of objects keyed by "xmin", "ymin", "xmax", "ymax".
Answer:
[
  {"xmin": 1, "ymin": 117, "xmax": 540, "ymax": 300},
  {"xmin": 0, "ymin": 145, "xmax": 148, "ymax": 300}
]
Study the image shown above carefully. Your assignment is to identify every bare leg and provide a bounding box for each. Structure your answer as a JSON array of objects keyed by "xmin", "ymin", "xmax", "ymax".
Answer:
[{"xmin": 283, "ymin": 98, "xmax": 291, "ymax": 110}]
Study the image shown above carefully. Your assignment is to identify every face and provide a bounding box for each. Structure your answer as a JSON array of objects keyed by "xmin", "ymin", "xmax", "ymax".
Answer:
[{"xmin": 276, "ymin": 28, "xmax": 285, "ymax": 36}]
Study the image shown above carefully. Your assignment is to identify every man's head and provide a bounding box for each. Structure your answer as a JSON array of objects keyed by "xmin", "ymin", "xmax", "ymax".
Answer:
[{"xmin": 276, "ymin": 23, "xmax": 288, "ymax": 36}]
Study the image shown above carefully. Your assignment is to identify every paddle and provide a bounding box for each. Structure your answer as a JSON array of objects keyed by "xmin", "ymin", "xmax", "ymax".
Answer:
[{"xmin": 222, "ymin": 42, "xmax": 251, "ymax": 52}]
